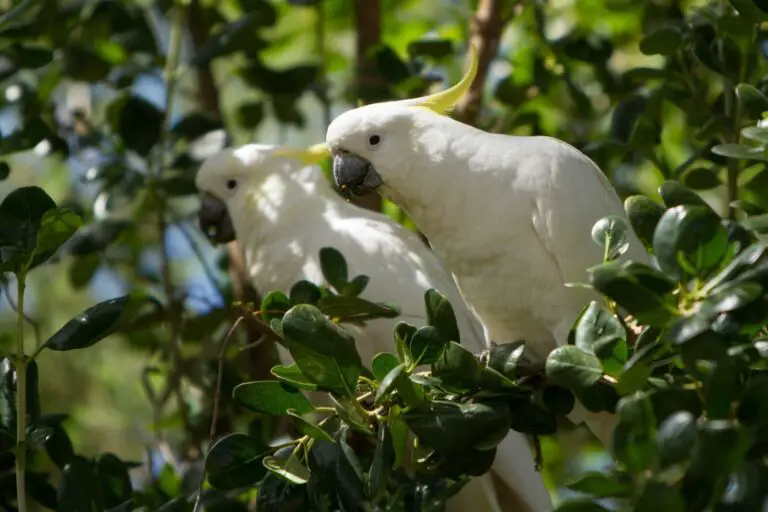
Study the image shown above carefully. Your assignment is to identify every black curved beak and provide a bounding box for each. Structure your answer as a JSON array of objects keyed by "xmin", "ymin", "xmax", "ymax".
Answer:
[
  {"xmin": 332, "ymin": 151, "xmax": 384, "ymax": 199},
  {"xmin": 198, "ymin": 193, "xmax": 236, "ymax": 244}
]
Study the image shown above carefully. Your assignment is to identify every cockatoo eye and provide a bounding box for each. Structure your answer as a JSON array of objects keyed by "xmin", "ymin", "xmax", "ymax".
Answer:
[
  {"xmin": 367, "ymin": 134, "xmax": 381, "ymax": 148},
  {"xmin": 226, "ymin": 179, "xmax": 237, "ymax": 190}
]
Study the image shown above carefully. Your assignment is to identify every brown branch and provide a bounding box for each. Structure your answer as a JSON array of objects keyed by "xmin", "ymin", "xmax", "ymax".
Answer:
[
  {"xmin": 453, "ymin": 0, "xmax": 517, "ymax": 126},
  {"xmin": 192, "ymin": 316, "xmax": 244, "ymax": 512},
  {"xmin": 350, "ymin": 0, "xmax": 383, "ymax": 213},
  {"xmin": 187, "ymin": 0, "xmax": 279, "ymax": 386}
]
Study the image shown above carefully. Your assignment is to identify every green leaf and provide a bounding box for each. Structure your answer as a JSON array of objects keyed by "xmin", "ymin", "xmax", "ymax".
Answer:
[
  {"xmin": 68, "ymin": 220, "xmax": 131, "ymax": 255},
  {"xmin": 652, "ymin": 205, "xmax": 728, "ymax": 279},
  {"xmin": 639, "ymin": 27, "xmax": 683, "ymax": 56},
  {"xmin": 658, "ymin": 181, "xmax": 712, "ymax": 210},
  {"xmin": 507, "ymin": 398, "xmax": 557, "ymax": 436},
  {"xmin": 566, "ymin": 472, "xmax": 632, "ymax": 498},
  {"xmin": 236, "ymin": 102, "xmax": 265, "ymax": 130},
  {"xmin": 613, "ymin": 392, "xmax": 658, "ymax": 471},
  {"xmin": 736, "ymin": 83, "xmax": 768, "ymax": 119},
  {"xmin": 487, "ymin": 340, "xmax": 528, "ymax": 380},
  {"xmin": 588, "ymin": 261, "xmax": 677, "ymax": 326},
  {"xmin": 342, "ymin": 275, "xmax": 369, "ymax": 297},
  {"xmin": 542, "ymin": 386, "xmax": 576, "ymax": 415},
  {"xmin": 741, "ymin": 125, "xmax": 768, "ymax": 144},
  {"xmin": 367, "ymin": 423, "xmax": 394, "ymax": 501},
  {"xmin": 729, "ymin": 0, "xmax": 768, "ymax": 22},
  {"xmin": 371, "ymin": 352, "xmax": 399, "ymax": 381},
  {"xmin": 319, "ymin": 247, "xmax": 348, "ymax": 290},
  {"xmin": 617, "ymin": 361, "xmax": 652, "ymax": 395},
  {"xmin": 374, "ymin": 363, "xmax": 422, "ymax": 408},
  {"xmin": 657, "ymin": 411, "xmax": 697, "ymax": 465},
  {"xmin": 315, "ymin": 295, "xmax": 400, "ymax": 321},
  {"xmin": 289, "ymin": 280, "xmax": 321, "ymax": 305},
  {"xmin": 403, "ymin": 401, "xmax": 510, "ymax": 454},
  {"xmin": 270, "ymin": 363, "xmax": 318, "ymax": 391},
  {"xmin": 261, "ymin": 291, "xmax": 291, "ymax": 322},
  {"xmin": 330, "ymin": 395, "xmax": 374, "ymax": 435},
  {"xmin": 624, "ymin": 195, "xmax": 665, "ymax": 248},
  {"xmin": 407, "ymin": 39, "xmax": 454, "ymax": 59},
  {"xmin": 287, "ymin": 410, "xmax": 334, "ymax": 443},
  {"xmin": 45, "ymin": 294, "xmax": 148, "ymax": 351},
  {"xmin": 0, "ymin": 162, "xmax": 9, "ymax": 181},
  {"xmin": 233, "ymin": 381, "xmax": 314, "ymax": 415},
  {"xmin": 407, "ymin": 326, "xmax": 448, "ymax": 365},
  {"xmin": 0, "ymin": 186, "xmax": 57, "ymax": 274},
  {"xmin": 703, "ymin": 282, "xmax": 762, "ymax": 314},
  {"xmin": 736, "ymin": 373, "xmax": 768, "ymax": 425},
  {"xmin": 58, "ymin": 457, "xmax": 104, "ymax": 512},
  {"xmin": 424, "ymin": 288, "xmax": 461, "ymax": 343},
  {"xmin": 263, "ymin": 454, "xmax": 311, "ymax": 485},
  {"xmin": 205, "ymin": 433, "xmax": 269, "ymax": 490},
  {"xmin": 432, "ymin": 341, "xmax": 484, "ymax": 391},
  {"xmin": 575, "ymin": 301, "xmax": 626, "ymax": 356},
  {"xmin": 44, "ymin": 424, "xmax": 75, "ymax": 470},
  {"xmin": 36, "ymin": 207, "xmax": 82, "ymax": 256},
  {"xmin": 96, "ymin": 453, "xmax": 133, "ymax": 508},
  {"xmin": 635, "ymin": 482, "xmax": 686, "ymax": 512},
  {"xmin": 712, "ymin": 142, "xmax": 768, "ymax": 161},
  {"xmin": 546, "ymin": 346, "xmax": 604, "ymax": 390},
  {"xmin": 280, "ymin": 305, "xmax": 363, "ymax": 396},
  {"xmin": 107, "ymin": 93, "xmax": 164, "ymax": 157},
  {"xmin": 554, "ymin": 500, "xmax": 610, "ymax": 512},
  {"xmin": 591, "ymin": 215, "xmax": 630, "ymax": 260},
  {"xmin": 681, "ymin": 167, "xmax": 721, "ymax": 190}
]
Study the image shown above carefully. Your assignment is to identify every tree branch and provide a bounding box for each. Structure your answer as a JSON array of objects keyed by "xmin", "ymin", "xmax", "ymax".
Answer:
[
  {"xmin": 454, "ymin": 0, "xmax": 516, "ymax": 126},
  {"xmin": 187, "ymin": 0, "xmax": 279, "ymax": 385},
  {"xmin": 351, "ymin": 0, "xmax": 383, "ymax": 213}
]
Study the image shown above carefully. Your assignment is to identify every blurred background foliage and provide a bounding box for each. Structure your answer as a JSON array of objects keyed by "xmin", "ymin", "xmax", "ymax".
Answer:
[{"xmin": 1, "ymin": 0, "xmax": 767, "ymax": 508}]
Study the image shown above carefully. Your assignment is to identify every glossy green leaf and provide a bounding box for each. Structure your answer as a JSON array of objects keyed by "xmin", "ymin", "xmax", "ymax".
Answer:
[
  {"xmin": 431, "ymin": 341, "xmax": 484, "ymax": 391},
  {"xmin": 736, "ymin": 83, "xmax": 768, "ymax": 119},
  {"xmin": 712, "ymin": 143, "xmax": 768, "ymax": 161},
  {"xmin": 270, "ymin": 363, "xmax": 318, "ymax": 391},
  {"xmin": 58, "ymin": 457, "xmax": 104, "ymax": 512},
  {"xmin": 624, "ymin": 195, "xmax": 665, "ymax": 248},
  {"xmin": 407, "ymin": 326, "xmax": 448, "ymax": 365},
  {"xmin": 657, "ymin": 411, "xmax": 697, "ymax": 465},
  {"xmin": 591, "ymin": 215, "xmax": 630, "ymax": 260},
  {"xmin": 45, "ymin": 294, "xmax": 148, "ymax": 351},
  {"xmin": 261, "ymin": 291, "xmax": 291, "ymax": 322},
  {"xmin": 319, "ymin": 246, "xmax": 348, "ymax": 290},
  {"xmin": 566, "ymin": 472, "xmax": 632, "ymax": 498},
  {"xmin": 542, "ymin": 386, "xmax": 576, "ymax": 415},
  {"xmin": 0, "ymin": 186, "xmax": 57, "ymax": 274},
  {"xmin": 639, "ymin": 27, "xmax": 683, "ymax": 56},
  {"xmin": 681, "ymin": 167, "xmax": 721, "ymax": 190},
  {"xmin": 371, "ymin": 352, "xmax": 399, "ymax": 381},
  {"xmin": 205, "ymin": 433, "xmax": 269, "ymax": 490},
  {"xmin": 287, "ymin": 410, "xmax": 334, "ymax": 443},
  {"xmin": 424, "ymin": 288, "xmax": 461, "ymax": 343},
  {"xmin": 280, "ymin": 304, "xmax": 362, "ymax": 396},
  {"xmin": 233, "ymin": 381, "xmax": 314, "ymax": 415},
  {"xmin": 546, "ymin": 346, "xmax": 604, "ymax": 390}
]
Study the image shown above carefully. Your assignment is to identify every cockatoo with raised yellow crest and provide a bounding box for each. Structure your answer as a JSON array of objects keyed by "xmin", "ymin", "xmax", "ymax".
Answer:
[
  {"xmin": 325, "ymin": 44, "xmax": 652, "ymax": 510},
  {"xmin": 194, "ymin": 142, "xmax": 546, "ymax": 512}
]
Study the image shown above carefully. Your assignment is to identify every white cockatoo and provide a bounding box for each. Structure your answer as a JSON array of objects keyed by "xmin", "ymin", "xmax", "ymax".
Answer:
[
  {"xmin": 195, "ymin": 143, "xmax": 549, "ymax": 512},
  {"xmin": 325, "ymin": 45, "xmax": 651, "ymax": 507}
]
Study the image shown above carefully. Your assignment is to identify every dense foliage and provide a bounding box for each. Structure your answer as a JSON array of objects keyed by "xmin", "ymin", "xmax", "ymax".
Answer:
[{"xmin": 3, "ymin": 0, "xmax": 768, "ymax": 511}]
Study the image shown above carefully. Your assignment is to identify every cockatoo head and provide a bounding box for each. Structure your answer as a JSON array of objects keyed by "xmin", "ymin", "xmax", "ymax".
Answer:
[
  {"xmin": 326, "ymin": 44, "xmax": 478, "ymax": 199},
  {"xmin": 195, "ymin": 143, "xmax": 329, "ymax": 244}
]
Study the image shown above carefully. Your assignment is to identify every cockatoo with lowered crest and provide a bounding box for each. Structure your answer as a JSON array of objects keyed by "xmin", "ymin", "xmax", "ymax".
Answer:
[
  {"xmin": 326, "ymin": 44, "xmax": 651, "ymax": 509},
  {"xmin": 194, "ymin": 142, "xmax": 547, "ymax": 512}
]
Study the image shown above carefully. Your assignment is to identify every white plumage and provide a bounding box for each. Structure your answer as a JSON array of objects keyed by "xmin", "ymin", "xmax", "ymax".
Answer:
[
  {"xmin": 195, "ymin": 143, "xmax": 540, "ymax": 511},
  {"xmin": 326, "ymin": 80, "xmax": 651, "ymax": 512}
]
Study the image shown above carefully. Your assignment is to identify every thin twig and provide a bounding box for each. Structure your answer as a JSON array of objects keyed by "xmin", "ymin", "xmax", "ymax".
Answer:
[
  {"xmin": 2, "ymin": 283, "xmax": 41, "ymax": 348},
  {"xmin": 192, "ymin": 316, "xmax": 245, "ymax": 512},
  {"xmin": 14, "ymin": 273, "xmax": 27, "ymax": 512},
  {"xmin": 152, "ymin": 1, "xmax": 192, "ymax": 442},
  {"xmin": 454, "ymin": 0, "xmax": 517, "ymax": 126}
]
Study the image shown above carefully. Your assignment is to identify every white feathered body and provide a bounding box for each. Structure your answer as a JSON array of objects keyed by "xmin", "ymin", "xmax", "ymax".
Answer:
[
  {"xmin": 231, "ymin": 165, "xmax": 489, "ymax": 364},
  {"xmin": 199, "ymin": 146, "xmax": 555, "ymax": 512},
  {"xmin": 327, "ymin": 107, "xmax": 654, "ymax": 511}
]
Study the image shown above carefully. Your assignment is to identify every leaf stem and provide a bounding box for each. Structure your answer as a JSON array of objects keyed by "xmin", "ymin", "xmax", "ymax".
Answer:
[{"xmin": 15, "ymin": 274, "xmax": 27, "ymax": 512}]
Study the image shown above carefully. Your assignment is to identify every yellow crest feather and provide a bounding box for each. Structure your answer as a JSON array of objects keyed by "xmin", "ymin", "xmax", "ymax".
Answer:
[
  {"xmin": 407, "ymin": 42, "xmax": 479, "ymax": 115},
  {"xmin": 272, "ymin": 143, "xmax": 330, "ymax": 165}
]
